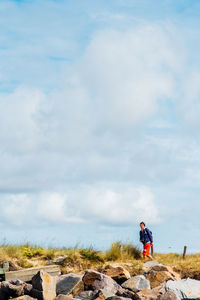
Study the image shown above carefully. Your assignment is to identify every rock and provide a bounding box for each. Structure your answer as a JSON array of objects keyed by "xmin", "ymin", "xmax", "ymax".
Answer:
[
  {"xmin": 166, "ymin": 278, "xmax": 200, "ymax": 299},
  {"xmin": 12, "ymin": 296, "xmax": 37, "ymax": 300},
  {"xmin": 136, "ymin": 288, "xmax": 161, "ymax": 300},
  {"xmin": 56, "ymin": 295, "xmax": 74, "ymax": 300},
  {"xmin": 151, "ymin": 283, "xmax": 166, "ymax": 295},
  {"xmin": 24, "ymin": 283, "xmax": 33, "ymax": 295},
  {"xmin": 116, "ymin": 287, "xmax": 138, "ymax": 299},
  {"xmin": 47, "ymin": 257, "xmax": 67, "ymax": 266},
  {"xmin": 75, "ymin": 290, "xmax": 96, "ymax": 300},
  {"xmin": 157, "ymin": 291, "xmax": 179, "ymax": 300},
  {"xmin": 103, "ymin": 264, "xmax": 131, "ymax": 284},
  {"xmin": 143, "ymin": 261, "xmax": 160, "ymax": 273},
  {"xmin": 56, "ymin": 273, "xmax": 83, "ymax": 296},
  {"xmin": 145, "ymin": 268, "xmax": 180, "ymax": 289},
  {"xmin": 110, "ymin": 297, "xmax": 133, "ymax": 300},
  {"xmin": 1, "ymin": 280, "xmax": 24, "ymax": 298},
  {"xmin": 91, "ymin": 290, "xmax": 105, "ymax": 300},
  {"xmin": 83, "ymin": 270, "xmax": 120, "ymax": 298},
  {"xmin": 32, "ymin": 270, "xmax": 56, "ymax": 300},
  {"xmin": 122, "ymin": 275, "xmax": 150, "ymax": 291}
]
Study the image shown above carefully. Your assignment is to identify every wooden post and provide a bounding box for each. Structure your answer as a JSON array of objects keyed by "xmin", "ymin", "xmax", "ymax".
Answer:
[
  {"xmin": 151, "ymin": 244, "xmax": 154, "ymax": 256},
  {"xmin": 183, "ymin": 246, "xmax": 187, "ymax": 259}
]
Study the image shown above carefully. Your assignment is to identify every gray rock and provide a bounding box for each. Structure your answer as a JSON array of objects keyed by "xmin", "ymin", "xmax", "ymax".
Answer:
[
  {"xmin": 32, "ymin": 270, "xmax": 56, "ymax": 300},
  {"xmin": 166, "ymin": 278, "xmax": 200, "ymax": 299},
  {"xmin": 143, "ymin": 261, "xmax": 162, "ymax": 273},
  {"xmin": 56, "ymin": 273, "xmax": 83, "ymax": 296},
  {"xmin": 157, "ymin": 291, "xmax": 179, "ymax": 300},
  {"xmin": 75, "ymin": 290, "xmax": 96, "ymax": 300},
  {"xmin": 83, "ymin": 270, "xmax": 120, "ymax": 298},
  {"xmin": 122, "ymin": 275, "xmax": 150, "ymax": 291}
]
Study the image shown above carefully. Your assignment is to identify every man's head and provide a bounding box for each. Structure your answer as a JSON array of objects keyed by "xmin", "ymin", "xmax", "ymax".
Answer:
[{"xmin": 140, "ymin": 221, "xmax": 145, "ymax": 231}]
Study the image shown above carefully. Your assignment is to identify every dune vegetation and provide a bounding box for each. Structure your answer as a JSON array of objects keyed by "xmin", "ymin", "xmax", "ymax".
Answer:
[{"xmin": 0, "ymin": 242, "xmax": 199, "ymax": 279}]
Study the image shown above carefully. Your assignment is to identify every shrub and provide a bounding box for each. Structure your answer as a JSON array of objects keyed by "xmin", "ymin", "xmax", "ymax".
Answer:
[{"xmin": 80, "ymin": 248, "xmax": 104, "ymax": 263}]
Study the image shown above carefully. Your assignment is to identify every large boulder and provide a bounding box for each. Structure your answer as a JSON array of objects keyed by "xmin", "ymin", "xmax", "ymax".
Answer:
[
  {"xmin": 1, "ymin": 280, "xmax": 24, "ymax": 298},
  {"xmin": 145, "ymin": 267, "xmax": 180, "ymax": 289},
  {"xmin": 122, "ymin": 275, "xmax": 150, "ymax": 291},
  {"xmin": 142, "ymin": 261, "xmax": 161, "ymax": 273},
  {"xmin": 166, "ymin": 278, "xmax": 200, "ymax": 299},
  {"xmin": 31, "ymin": 270, "xmax": 56, "ymax": 300},
  {"xmin": 82, "ymin": 270, "xmax": 120, "ymax": 298},
  {"xmin": 56, "ymin": 273, "xmax": 84, "ymax": 296},
  {"xmin": 103, "ymin": 264, "xmax": 131, "ymax": 284}
]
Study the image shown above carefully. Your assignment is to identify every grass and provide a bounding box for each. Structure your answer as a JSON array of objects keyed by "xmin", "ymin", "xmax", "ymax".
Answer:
[{"xmin": 0, "ymin": 242, "xmax": 199, "ymax": 278}]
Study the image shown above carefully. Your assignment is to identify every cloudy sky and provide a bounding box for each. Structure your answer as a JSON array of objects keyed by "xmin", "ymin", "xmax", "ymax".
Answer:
[{"xmin": 0, "ymin": 0, "xmax": 200, "ymax": 253}]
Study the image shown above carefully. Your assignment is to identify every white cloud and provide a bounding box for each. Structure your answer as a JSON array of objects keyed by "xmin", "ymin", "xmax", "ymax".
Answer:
[
  {"xmin": 73, "ymin": 25, "xmax": 182, "ymax": 127},
  {"xmin": 81, "ymin": 186, "xmax": 160, "ymax": 225},
  {"xmin": 37, "ymin": 193, "xmax": 84, "ymax": 224},
  {"xmin": 2, "ymin": 194, "xmax": 31, "ymax": 226},
  {"xmin": 0, "ymin": 86, "xmax": 44, "ymax": 152},
  {"xmin": 0, "ymin": 186, "xmax": 161, "ymax": 227}
]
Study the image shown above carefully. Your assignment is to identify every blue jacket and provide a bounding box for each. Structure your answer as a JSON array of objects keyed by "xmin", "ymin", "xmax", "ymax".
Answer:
[{"xmin": 140, "ymin": 228, "xmax": 153, "ymax": 245}]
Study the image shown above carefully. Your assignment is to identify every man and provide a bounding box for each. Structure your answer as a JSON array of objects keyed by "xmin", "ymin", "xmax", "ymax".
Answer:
[{"xmin": 139, "ymin": 221, "xmax": 153, "ymax": 260}]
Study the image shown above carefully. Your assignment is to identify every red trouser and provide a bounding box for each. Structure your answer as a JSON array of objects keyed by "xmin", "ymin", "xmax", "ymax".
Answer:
[{"xmin": 143, "ymin": 243, "xmax": 151, "ymax": 257}]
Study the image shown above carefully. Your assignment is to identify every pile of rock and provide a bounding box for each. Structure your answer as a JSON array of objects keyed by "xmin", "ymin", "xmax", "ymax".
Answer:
[{"xmin": 1, "ymin": 260, "xmax": 200, "ymax": 300}]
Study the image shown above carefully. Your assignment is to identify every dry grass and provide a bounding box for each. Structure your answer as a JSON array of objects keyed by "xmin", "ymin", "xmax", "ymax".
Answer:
[{"xmin": 0, "ymin": 242, "xmax": 199, "ymax": 278}]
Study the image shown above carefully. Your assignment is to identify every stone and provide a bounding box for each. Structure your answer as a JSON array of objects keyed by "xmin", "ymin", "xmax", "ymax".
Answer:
[
  {"xmin": 145, "ymin": 269, "xmax": 180, "ymax": 289},
  {"xmin": 116, "ymin": 287, "xmax": 138, "ymax": 299},
  {"xmin": 75, "ymin": 290, "xmax": 96, "ymax": 300},
  {"xmin": 91, "ymin": 290, "xmax": 105, "ymax": 300},
  {"xmin": 136, "ymin": 288, "xmax": 161, "ymax": 300},
  {"xmin": 110, "ymin": 297, "xmax": 132, "ymax": 300},
  {"xmin": 157, "ymin": 291, "xmax": 179, "ymax": 300},
  {"xmin": 103, "ymin": 264, "xmax": 131, "ymax": 284},
  {"xmin": 24, "ymin": 283, "xmax": 33, "ymax": 295},
  {"xmin": 122, "ymin": 275, "xmax": 150, "ymax": 291},
  {"xmin": 56, "ymin": 273, "xmax": 83, "ymax": 296},
  {"xmin": 143, "ymin": 261, "xmax": 160, "ymax": 273},
  {"xmin": 56, "ymin": 295, "xmax": 74, "ymax": 300},
  {"xmin": 1, "ymin": 280, "xmax": 24, "ymax": 298},
  {"xmin": 83, "ymin": 270, "xmax": 120, "ymax": 298},
  {"xmin": 32, "ymin": 270, "xmax": 56, "ymax": 300},
  {"xmin": 166, "ymin": 278, "xmax": 200, "ymax": 299},
  {"xmin": 12, "ymin": 296, "xmax": 37, "ymax": 300}
]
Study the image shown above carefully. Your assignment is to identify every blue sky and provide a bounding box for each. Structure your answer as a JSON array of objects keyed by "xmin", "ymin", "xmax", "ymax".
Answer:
[{"xmin": 0, "ymin": 0, "xmax": 200, "ymax": 253}]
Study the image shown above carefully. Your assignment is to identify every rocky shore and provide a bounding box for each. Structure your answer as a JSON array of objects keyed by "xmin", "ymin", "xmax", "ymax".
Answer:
[{"xmin": 0, "ymin": 260, "xmax": 200, "ymax": 300}]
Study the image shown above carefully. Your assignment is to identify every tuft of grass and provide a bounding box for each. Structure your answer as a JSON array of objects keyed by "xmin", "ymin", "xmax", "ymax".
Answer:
[
  {"xmin": 105, "ymin": 242, "xmax": 141, "ymax": 261},
  {"xmin": 80, "ymin": 248, "xmax": 104, "ymax": 263}
]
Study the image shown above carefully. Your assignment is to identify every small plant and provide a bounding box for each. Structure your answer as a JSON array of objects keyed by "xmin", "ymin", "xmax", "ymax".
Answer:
[
  {"xmin": 80, "ymin": 248, "xmax": 104, "ymax": 263},
  {"xmin": 23, "ymin": 246, "xmax": 44, "ymax": 258}
]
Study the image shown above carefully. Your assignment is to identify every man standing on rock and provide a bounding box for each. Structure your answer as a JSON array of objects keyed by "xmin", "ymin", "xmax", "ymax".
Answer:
[{"xmin": 139, "ymin": 221, "xmax": 153, "ymax": 260}]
